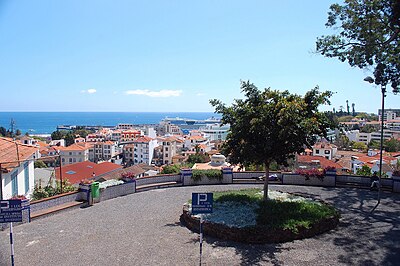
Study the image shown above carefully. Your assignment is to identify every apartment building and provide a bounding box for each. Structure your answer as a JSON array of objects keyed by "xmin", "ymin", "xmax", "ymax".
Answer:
[
  {"xmin": 132, "ymin": 136, "xmax": 157, "ymax": 165},
  {"xmin": 200, "ymin": 124, "xmax": 229, "ymax": 141},
  {"xmin": 89, "ymin": 141, "xmax": 118, "ymax": 162},
  {"xmin": 59, "ymin": 143, "xmax": 90, "ymax": 166},
  {"xmin": 161, "ymin": 136, "xmax": 184, "ymax": 165},
  {"xmin": 120, "ymin": 130, "xmax": 141, "ymax": 143}
]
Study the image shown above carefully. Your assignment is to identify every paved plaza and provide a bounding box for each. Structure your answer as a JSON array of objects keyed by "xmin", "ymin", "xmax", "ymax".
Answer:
[{"xmin": 1, "ymin": 184, "xmax": 400, "ymax": 266}]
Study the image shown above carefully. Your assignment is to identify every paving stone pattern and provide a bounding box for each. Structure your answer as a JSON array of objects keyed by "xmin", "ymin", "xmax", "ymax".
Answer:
[{"xmin": 0, "ymin": 185, "xmax": 399, "ymax": 266}]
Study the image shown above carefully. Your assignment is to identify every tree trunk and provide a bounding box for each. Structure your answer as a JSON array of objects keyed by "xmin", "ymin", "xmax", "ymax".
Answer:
[{"xmin": 263, "ymin": 162, "xmax": 270, "ymax": 200}]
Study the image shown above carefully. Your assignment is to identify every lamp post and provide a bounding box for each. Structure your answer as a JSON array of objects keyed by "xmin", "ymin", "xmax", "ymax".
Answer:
[{"xmin": 364, "ymin": 76, "xmax": 399, "ymax": 212}]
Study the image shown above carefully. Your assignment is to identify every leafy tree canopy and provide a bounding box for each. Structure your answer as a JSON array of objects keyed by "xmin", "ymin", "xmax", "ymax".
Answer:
[
  {"xmin": 356, "ymin": 164, "xmax": 372, "ymax": 176},
  {"xmin": 210, "ymin": 81, "xmax": 334, "ymax": 199},
  {"xmin": 384, "ymin": 137, "xmax": 400, "ymax": 152},
  {"xmin": 351, "ymin": 141, "xmax": 368, "ymax": 151},
  {"xmin": 316, "ymin": 0, "xmax": 400, "ymax": 87}
]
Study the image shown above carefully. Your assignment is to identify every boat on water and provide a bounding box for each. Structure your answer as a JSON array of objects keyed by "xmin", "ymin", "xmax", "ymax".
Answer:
[{"xmin": 162, "ymin": 116, "xmax": 220, "ymax": 125}]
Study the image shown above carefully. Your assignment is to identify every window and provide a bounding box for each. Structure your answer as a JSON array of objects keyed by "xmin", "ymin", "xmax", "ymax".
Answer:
[
  {"xmin": 165, "ymin": 153, "xmax": 169, "ymax": 158},
  {"xmin": 24, "ymin": 162, "xmax": 29, "ymax": 194},
  {"xmin": 165, "ymin": 147, "xmax": 169, "ymax": 151},
  {"xmin": 325, "ymin": 150, "xmax": 330, "ymax": 154},
  {"xmin": 315, "ymin": 150, "xmax": 320, "ymax": 154},
  {"xmin": 11, "ymin": 170, "xmax": 18, "ymax": 196}
]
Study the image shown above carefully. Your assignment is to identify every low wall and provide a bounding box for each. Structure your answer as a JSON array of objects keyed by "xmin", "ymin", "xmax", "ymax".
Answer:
[
  {"xmin": 183, "ymin": 173, "xmax": 233, "ymax": 186},
  {"xmin": 136, "ymin": 174, "xmax": 181, "ymax": 187},
  {"xmin": 233, "ymin": 171, "xmax": 282, "ymax": 180},
  {"xmin": 282, "ymin": 174, "xmax": 336, "ymax": 187},
  {"xmin": 100, "ymin": 181, "xmax": 136, "ymax": 201},
  {"xmin": 30, "ymin": 191, "xmax": 80, "ymax": 213}
]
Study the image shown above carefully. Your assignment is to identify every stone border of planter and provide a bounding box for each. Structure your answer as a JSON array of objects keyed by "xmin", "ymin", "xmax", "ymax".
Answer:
[{"xmin": 180, "ymin": 198, "xmax": 340, "ymax": 244}]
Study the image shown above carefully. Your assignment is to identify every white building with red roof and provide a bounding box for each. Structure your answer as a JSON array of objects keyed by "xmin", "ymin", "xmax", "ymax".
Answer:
[
  {"xmin": 351, "ymin": 153, "xmax": 398, "ymax": 176},
  {"xmin": 312, "ymin": 142, "xmax": 338, "ymax": 160},
  {"xmin": 0, "ymin": 137, "xmax": 39, "ymax": 199}
]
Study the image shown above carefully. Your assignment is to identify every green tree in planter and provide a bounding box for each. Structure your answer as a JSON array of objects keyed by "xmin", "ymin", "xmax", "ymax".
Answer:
[{"xmin": 210, "ymin": 81, "xmax": 334, "ymax": 200}]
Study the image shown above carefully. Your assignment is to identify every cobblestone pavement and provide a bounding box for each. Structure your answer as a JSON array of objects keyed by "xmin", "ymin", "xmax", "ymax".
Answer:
[{"xmin": 1, "ymin": 185, "xmax": 399, "ymax": 266}]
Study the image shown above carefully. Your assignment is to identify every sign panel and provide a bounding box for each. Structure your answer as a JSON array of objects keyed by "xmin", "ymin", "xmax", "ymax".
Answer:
[
  {"xmin": 192, "ymin": 193, "xmax": 213, "ymax": 214},
  {"xmin": 0, "ymin": 200, "xmax": 23, "ymax": 223}
]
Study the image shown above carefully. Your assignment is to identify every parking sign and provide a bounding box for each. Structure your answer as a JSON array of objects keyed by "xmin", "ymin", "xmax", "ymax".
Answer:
[{"xmin": 192, "ymin": 193, "xmax": 213, "ymax": 214}]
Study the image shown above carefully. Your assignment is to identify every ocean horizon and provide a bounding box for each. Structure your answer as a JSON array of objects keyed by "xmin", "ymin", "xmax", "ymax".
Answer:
[{"xmin": 0, "ymin": 112, "xmax": 219, "ymax": 135}]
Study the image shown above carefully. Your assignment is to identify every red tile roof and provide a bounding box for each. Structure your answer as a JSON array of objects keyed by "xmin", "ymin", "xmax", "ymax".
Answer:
[
  {"xmin": 297, "ymin": 155, "xmax": 342, "ymax": 169},
  {"xmin": 97, "ymin": 165, "xmax": 145, "ymax": 181},
  {"xmin": 134, "ymin": 136, "xmax": 153, "ymax": 143},
  {"xmin": 55, "ymin": 161, "xmax": 123, "ymax": 184},
  {"xmin": 0, "ymin": 137, "xmax": 38, "ymax": 172}
]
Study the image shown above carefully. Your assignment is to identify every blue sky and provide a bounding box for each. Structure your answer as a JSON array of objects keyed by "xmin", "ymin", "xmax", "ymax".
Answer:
[{"xmin": 0, "ymin": 0, "xmax": 397, "ymax": 113}]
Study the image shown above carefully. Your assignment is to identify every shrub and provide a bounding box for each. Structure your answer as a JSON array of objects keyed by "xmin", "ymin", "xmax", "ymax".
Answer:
[
  {"xmin": 161, "ymin": 165, "xmax": 180, "ymax": 174},
  {"xmin": 192, "ymin": 169, "xmax": 223, "ymax": 182},
  {"xmin": 296, "ymin": 168, "xmax": 325, "ymax": 180},
  {"xmin": 120, "ymin": 172, "xmax": 137, "ymax": 180}
]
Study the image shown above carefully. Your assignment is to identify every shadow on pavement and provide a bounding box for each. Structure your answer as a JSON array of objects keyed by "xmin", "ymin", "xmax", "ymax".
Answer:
[{"xmin": 321, "ymin": 187, "xmax": 400, "ymax": 265}]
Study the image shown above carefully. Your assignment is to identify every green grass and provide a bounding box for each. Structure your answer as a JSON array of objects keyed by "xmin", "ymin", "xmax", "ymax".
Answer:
[{"xmin": 211, "ymin": 189, "xmax": 339, "ymax": 233}]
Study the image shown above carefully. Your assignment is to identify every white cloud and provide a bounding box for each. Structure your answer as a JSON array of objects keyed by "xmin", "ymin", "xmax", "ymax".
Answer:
[
  {"xmin": 81, "ymin": 89, "xmax": 97, "ymax": 94},
  {"xmin": 125, "ymin": 89, "xmax": 182, "ymax": 97},
  {"xmin": 196, "ymin": 92, "xmax": 206, "ymax": 96}
]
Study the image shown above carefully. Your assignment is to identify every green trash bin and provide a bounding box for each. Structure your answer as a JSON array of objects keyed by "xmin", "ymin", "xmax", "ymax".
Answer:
[{"xmin": 91, "ymin": 182, "xmax": 100, "ymax": 198}]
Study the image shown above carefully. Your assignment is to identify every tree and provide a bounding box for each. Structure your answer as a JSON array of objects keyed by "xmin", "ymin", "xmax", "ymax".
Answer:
[
  {"xmin": 352, "ymin": 141, "xmax": 368, "ymax": 151},
  {"xmin": 210, "ymin": 81, "xmax": 334, "ymax": 200},
  {"xmin": 51, "ymin": 130, "xmax": 65, "ymax": 140},
  {"xmin": 334, "ymin": 134, "xmax": 351, "ymax": 150},
  {"xmin": 356, "ymin": 164, "xmax": 372, "ymax": 176},
  {"xmin": 316, "ymin": 0, "xmax": 400, "ymax": 87},
  {"xmin": 64, "ymin": 132, "xmax": 75, "ymax": 146},
  {"xmin": 0, "ymin": 126, "xmax": 6, "ymax": 137},
  {"xmin": 360, "ymin": 124, "xmax": 379, "ymax": 133},
  {"xmin": 187, "ymin": 153, "xmax": 210, "ymax": 164},
  {"xmin": 34, "ymin": 160, "xmax": 47, "ymax": 168},
  {"xmin": 384, "ymin": 138, "xmax": 400, "ymax": 152},
  {"xmin": 352, "ymin": 103, "xmax": 356, "ymax": 116},
  {"xmin": 368, "ymin": 140, "xmax": 381, "ymax": 149},
  {"xmin": 161, "ymin": 164, "xmax": 180, "ymax": 174}
]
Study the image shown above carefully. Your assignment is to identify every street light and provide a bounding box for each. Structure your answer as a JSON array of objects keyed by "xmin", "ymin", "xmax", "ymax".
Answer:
[{"xmin": 364, "ymin": 76, "xmax": 399, "ymax": 212}]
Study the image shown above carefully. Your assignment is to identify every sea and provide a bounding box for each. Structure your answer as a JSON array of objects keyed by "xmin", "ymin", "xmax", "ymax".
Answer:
[{"xmin": 0, "ymin": 112, "xmax": 219, "ymax": 135}]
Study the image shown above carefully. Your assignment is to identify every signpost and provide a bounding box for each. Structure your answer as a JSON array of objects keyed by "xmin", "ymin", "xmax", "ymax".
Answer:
[
  {"xmin": 1, "ymin": 199, "xmax": 25, "ymax": 266},
  {"xmin": 192, "ymin": 193, "xmax": 213, "ymax": 266}
]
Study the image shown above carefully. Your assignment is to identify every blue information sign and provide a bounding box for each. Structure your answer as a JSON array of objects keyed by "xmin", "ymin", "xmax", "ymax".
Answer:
[
  {"xmin": 192, "ymin": 193, "xmax": 213, "ymax": 214},
  {"xmin": 0, "ymin": 200, "xmax": 23, "ymax": 223}
]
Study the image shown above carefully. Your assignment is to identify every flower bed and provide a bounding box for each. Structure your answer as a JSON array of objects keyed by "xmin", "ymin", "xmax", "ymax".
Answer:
[{"xmin": 181, "ymin": 189, "xmax": 340, "ymax": 244}]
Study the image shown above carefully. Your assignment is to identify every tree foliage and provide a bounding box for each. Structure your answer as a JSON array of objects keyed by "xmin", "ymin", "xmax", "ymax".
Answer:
[
  {"xmin": 356, "ymin": 164, "xmax": 372, "ymax": 176},
  {"xmin": 161, "ymin": 164, "xmax": 181, "ymax": 174},
  {"xmin": 352, "ymin": 141, "xmax": 368, "ymax": 151},
  {"xmin": 316, "ymin": 0, "xmax": 400, "ymax": 87},
  {"xmin": 384, "ymin": 137, "xmax": 400, "ymax": 152},
  {"xmin": 334, "ymin": 134, "xmax": 351, "ymax": 150},
  {"xmin": 210, "ymin": 81, "xmax": 334, "ymax": 199},
  {"xmin": 34, "ymin": 160, "xmax": 47, "ymax": 169}
]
